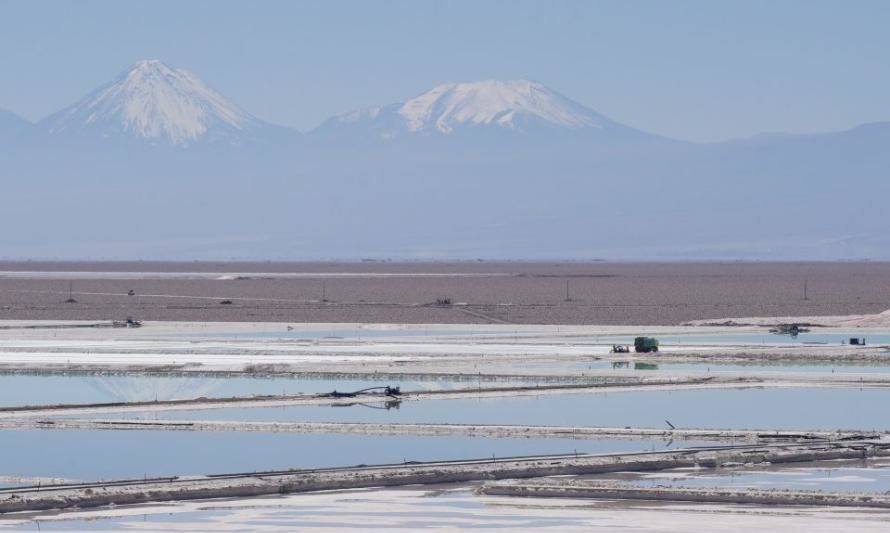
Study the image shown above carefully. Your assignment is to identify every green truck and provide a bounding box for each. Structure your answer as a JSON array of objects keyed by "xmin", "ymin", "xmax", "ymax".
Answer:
[{"xmin": 634, "ymin": 336, "xmax": 659, "ymax": 353}]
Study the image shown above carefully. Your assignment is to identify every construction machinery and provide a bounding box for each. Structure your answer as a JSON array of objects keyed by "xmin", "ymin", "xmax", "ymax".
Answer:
[
  {"xmin": 320, "ymin": 386, "xmax": 402, "ymax": 399},
  {"xmin": 770, "ymin": 323, "xmax": 809, "ymax": 337},
  {"xmin": 634, "ymin": 336, "xmax": 659, "ymax": 353}
]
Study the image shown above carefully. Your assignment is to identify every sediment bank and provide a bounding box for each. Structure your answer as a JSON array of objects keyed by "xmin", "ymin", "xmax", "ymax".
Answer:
[
  {"xmin": 1, "ymin": 440, "xmax": 887, "ymax": 513},
  {"xmin": 479, "ymin": 480, "xmax": 890, "ymax": 508},
  {"xmin": 1, "ymin": 418, "xmax": 878, "ymax": 442}
]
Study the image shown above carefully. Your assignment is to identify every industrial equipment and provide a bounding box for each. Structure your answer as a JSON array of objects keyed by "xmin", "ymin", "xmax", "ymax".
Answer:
[{"xmin": 634, "ymin": 336, "xmax": 659, "ymax": 353}]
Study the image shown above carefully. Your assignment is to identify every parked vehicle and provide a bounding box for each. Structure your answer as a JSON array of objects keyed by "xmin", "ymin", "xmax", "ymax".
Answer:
[{"xmin": 634, "ymin": 336, "xmax": 659, "ymax": 353}]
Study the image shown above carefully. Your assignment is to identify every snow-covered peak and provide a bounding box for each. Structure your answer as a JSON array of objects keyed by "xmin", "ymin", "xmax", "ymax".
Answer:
[
  {"xmin": 41, "ymin": 60, "xmax": 264, "ymax": 146},
  {"xmin": 398, "ymin": 80, "xmax": 611, "ymax": 133},
  {"xmin": 315, "ymin": 79, "xmax": 623, "ymax": 139}
]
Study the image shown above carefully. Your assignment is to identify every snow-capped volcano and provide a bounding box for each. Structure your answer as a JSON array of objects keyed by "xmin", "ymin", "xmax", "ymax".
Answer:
[
  {"xmin": 314, "ymin": 80, "xmax": 627, "ymax": 139},
  {"xmin": 399, "ymin": 80, "xmax": 614, "ymax": 133},
  {"xmin": 40, "ymin": 60, "xmax": 276, "ymax": 146}
]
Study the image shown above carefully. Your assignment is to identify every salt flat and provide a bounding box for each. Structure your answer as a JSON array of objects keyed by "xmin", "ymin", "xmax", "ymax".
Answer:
[
  {"xmin": 3, "ymin": 485, "xmax": 889, "ymax": 531},
  {"xmin": 1, "ymin": 316, "xmax": 889, "ymax": 528},
  {"xmin": 2, "ymin": 261, "xmax": 890, "ymax": 324}
]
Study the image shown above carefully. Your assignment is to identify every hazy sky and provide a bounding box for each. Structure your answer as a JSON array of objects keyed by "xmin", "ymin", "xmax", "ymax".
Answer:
[{"xmin": 1, "ymin": 0, "xmax": 888, "ymax": 142}]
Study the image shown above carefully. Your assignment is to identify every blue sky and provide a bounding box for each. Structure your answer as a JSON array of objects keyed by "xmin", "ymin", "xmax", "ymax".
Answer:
[{"xmin": 1, "ymin": 0, "xmax": 888, "ymax": 142}]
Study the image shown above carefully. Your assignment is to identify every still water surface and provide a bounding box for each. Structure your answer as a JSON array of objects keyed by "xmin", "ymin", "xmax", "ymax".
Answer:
[
  {"xmin": 0, "ymin": 431, "xmax": 692, "ymax": 482},
  {"xmin": 128, "ymin": 387, "xmax": 890, "ymax": 431}
]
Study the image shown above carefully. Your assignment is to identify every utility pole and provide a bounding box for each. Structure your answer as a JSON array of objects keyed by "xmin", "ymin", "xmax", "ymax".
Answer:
[
  {"xmin": 65, "ymin": 280, "xmax": 76, "ymax": 304},
  {"xmin": 322, "ymin": 280, "xmax": 327, "ymax": 302},
  {"xmin": 564, "ymin": 280, "xmax": 570, "ymax": 302},
  {"xmin": 804, "ymin": 279, "xmax": 809, "ymax": 301}
]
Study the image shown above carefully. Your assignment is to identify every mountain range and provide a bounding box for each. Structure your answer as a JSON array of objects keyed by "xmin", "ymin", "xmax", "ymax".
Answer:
[{"xmin": 1, "ymin": 60, "xmax": 887, "ymax": 260}]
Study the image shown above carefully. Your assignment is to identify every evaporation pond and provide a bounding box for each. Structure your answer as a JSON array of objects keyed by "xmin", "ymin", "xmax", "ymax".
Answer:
[
  {"xmin": 0, "ymin": 431, "xmax": 697, "ymax": 482},
  {"xmin": 603, "ymin": 457, "xmax": 890, "ymax": 493},
  {"xmin": 591, "ymin": 332, "xmax": 890, "ymax": 346},
  {"xmin": 620, "ymin": 362, "xmax": 890, "ymax": 374},
  {"xmin": 554, "ymin": 360, "xmax": 890, "ymax": 374},
  {"xmin": 0, "ymin": 374, "xmax": 475, "ymax": 407},
  {"xmin": 136, "ymin": 387, "xmax": 890, "ymax": 431}
]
